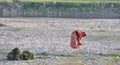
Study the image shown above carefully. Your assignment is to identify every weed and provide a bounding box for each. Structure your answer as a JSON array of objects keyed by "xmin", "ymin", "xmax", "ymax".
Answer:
[
  {"xmin": 106, "ymin": 52, "xmax": 120, "ymax": 57},
  {"xmin": 37, "ymin": 52, "xmax": 80, "ymax": 59},
  {"xmin": 98, "ymin": 30, "xmax": 107, "ymax": 32},
  {"xmin": 99, "ymin": 52, "xmax": 120, "ymax": 57}
]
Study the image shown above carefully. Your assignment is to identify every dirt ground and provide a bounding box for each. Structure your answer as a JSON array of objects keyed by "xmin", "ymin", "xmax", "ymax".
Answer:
[{"xmin": 0, "ymin": 18, "xmax": 120, "ymax": 65}]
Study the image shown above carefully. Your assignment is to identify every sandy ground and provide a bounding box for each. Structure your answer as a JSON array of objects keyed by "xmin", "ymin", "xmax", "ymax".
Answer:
[{"xmin": 0, "ymin": 18, "xmax": 120, "ymax": 65}]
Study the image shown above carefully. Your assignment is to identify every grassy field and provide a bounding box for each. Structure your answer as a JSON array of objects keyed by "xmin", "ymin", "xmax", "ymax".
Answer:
[{"xmin": 0, "ymin": 0, "xmax": 120, "ymax": 3}]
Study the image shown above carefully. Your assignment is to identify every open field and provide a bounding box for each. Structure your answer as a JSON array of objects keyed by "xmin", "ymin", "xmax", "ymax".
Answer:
[
  {"xmin": 0, "ymin": 0, "xmax": 120, "ymax": 3},
  {"xmin": 0, "ymin": 18, "xmax": 120, "ymax": 65}
]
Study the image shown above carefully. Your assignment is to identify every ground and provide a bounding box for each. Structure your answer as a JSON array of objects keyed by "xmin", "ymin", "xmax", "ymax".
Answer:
[{"xmin": 0, "ymin": 18, "xmax": 120, "ymax": 65}]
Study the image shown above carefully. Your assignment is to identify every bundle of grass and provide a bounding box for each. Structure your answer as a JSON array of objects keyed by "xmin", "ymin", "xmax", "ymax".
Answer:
[
  {"xmin": 7, "ymin": 47, "xmax": 22, "ymax": 60},
  {"xmin": 7, "ymin": 47, "xmax": 35, "ymax": 60},
  {"xmin": 22, "ymin": 50, "xmax": 35, "ymax": 60}
]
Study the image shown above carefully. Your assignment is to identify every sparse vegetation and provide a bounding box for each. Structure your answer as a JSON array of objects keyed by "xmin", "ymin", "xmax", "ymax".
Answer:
[
  {"xmin": 99, "ymin": 52, "xmax": 120, "ymax": 57},
  {"xmin": 106, "ymin": 57, "xmax": 120, "ymax": 65},
  {"xmin": 98, "ymin": 30, "xmax": 107, "ymax": 32},
  {"xmin": 106, "ymin": 52, "xmax": 120, "ymax": 57},
  {"xmin": 37, "ymin": 52, "xmax": 80, "ymax": 59}
]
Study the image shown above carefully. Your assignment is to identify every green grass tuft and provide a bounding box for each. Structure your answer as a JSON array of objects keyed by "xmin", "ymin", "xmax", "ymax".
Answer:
[{"xmin": 99, "ymin": 52, "xmax": 120, "ymax": 57}]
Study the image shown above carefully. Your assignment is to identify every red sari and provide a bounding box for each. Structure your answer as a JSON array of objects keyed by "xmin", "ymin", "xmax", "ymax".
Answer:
[{"xmin": 70, "ymin": 30, "xmax": 87, "ymax": 49}]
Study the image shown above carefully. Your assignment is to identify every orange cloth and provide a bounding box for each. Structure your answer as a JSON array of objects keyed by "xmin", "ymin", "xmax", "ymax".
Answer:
[{"xmin": 70, "ymin": 30, "xmax": 87, "ymax": 49}]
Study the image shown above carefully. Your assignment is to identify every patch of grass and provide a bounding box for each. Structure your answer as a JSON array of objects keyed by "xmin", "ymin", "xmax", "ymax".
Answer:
[
  {"xmin": 106, "ymin": 57, "xmax": 120, "ymax": 65},
  {"xmin": 98, "ymin": 30, "xmax": 107, "ymax": 32},
  {"xmin": 99, "ymin": 53, "xmax": 120, "ymax": 65},
  {"xmin": 54, "ymin": 53, "xmax": 80, "ymax": 57},
  {"xmin": 37, "ymin": 52, "xmax": 80, "ymax": 59},
  {"xmin": 99, "ymin": 52, "xmax": 120, "ymax": 57},
  {"xmin": 12, "ymin": 28, "xmax": 22, "ymax": 31},
  {"xmin": 107, "ymin": 52, "xmax": 120, "ymax": 57}
]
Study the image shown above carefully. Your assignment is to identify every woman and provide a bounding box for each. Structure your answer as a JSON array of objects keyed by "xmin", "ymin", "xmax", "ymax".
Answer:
[{"xmin": 70, "ymin": 30, "xmax": 87, "ymax": 49}]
